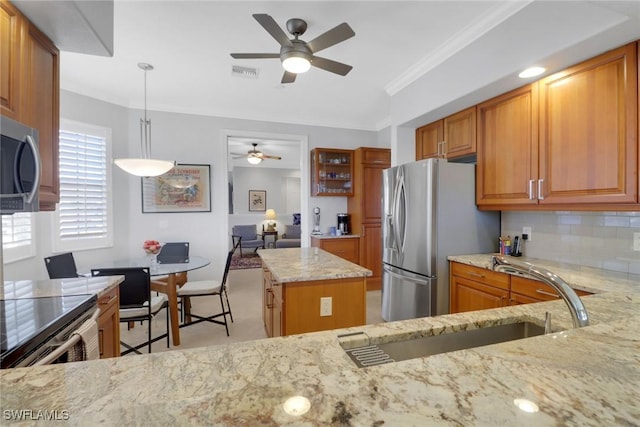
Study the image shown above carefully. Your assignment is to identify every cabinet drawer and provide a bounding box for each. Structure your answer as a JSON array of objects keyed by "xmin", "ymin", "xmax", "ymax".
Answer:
[
  {"xmin": 450, "ymin": 262, "xmax": 510, "ymax": 290},
  {"xmin": 361, "ymin": 148, "xmax": 391, "ymax": 164},
  {"xmin": 511, "ymin": 276, "xmax": 592, "ymax": 301},
  {"xmin": 321, "ymin": 238, "xmax": 359, "ymax": 264},
  {"xmin": 98, "ymin": 286, "xmax": 118, "ymax": 309}
]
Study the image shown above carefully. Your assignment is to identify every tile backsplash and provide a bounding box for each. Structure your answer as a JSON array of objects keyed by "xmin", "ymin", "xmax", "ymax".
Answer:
[{"xmin": 501, "ymin": 211, "xmax": 640, "ymax": 275}]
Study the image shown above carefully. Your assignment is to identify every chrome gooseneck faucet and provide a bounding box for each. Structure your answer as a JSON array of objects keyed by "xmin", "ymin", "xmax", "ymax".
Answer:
[{"xmin": 492, "ymin": 255, "xmax": 589, "ymax": 328}]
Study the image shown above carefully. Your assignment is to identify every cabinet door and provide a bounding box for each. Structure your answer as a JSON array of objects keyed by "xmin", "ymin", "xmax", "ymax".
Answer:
[
  {"xmin": 477, "ymin": 84, "xmax": 539, "ymax": 207},
  {"xmin": 415, "ymin": 120, "xmax": 443, "ymax": 160},
  {"xmin": 361, "ymin": 164, "xmax": 385, "ymax": 223},
  {"xmin": 24, "ymin": 22, "xmax": 59, "ymax": 210},
  {"xmin": 0, "ymin": 0, "xmax": 23, "ymax": 120},
  {"xmin": 450, "ymin": 275, "xmax": 509, "ymax": 313},
  {"xmin": 360, "ymin": 223, "xmax": 382, "ymax": 291},
  {"xmin": 320, "ymin": 238, "xmax": 360, "ymax": 264},
  {"xmin": 310, "ymin": 148, "xmax": 354, "ymax": 196},
  {"xmin": 443, "ymin": 106, "xmax": 476, "ymax": 159},
  {"xmin": 538, "ymin": 43, "xmax": 638, "ymax": 205},
  {"xmin": 272, "ymin": 283, "xmax": 283, "ymax": 337},
  {"xmin": 97, "ymin": 287, "xmax": 120, "ymax": 358}
]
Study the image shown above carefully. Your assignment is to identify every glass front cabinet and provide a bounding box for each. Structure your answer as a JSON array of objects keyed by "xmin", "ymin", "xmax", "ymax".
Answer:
[{"xmin": 310, "ymin": 148, "xmax": 354, "ymax": 196}]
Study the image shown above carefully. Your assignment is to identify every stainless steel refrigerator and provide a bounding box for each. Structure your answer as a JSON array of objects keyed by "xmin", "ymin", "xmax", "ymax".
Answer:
[{"xmin": 382, "ymin": 158, "xmax": 500, "ymax": 321}]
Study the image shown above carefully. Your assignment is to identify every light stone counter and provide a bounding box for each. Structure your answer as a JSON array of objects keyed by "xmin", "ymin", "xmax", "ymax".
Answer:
[
  {"xmin": 1, "ymin": 276, "xmax": 123, "ymax": 300},
  {"xmin": 258, "ymin": 247, "xmax": 372, "ymax": 283},
  {"xmin": 1, "ymin": 258, "xmax": 639, "ymax": 425},
  {"xmin": 448, "ymin": 253, "xmax": 639, "ymax": 294}
]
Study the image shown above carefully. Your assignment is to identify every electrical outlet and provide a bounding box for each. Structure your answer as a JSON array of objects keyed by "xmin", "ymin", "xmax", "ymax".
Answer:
[
  {"xmin": 320, "ymin": 297, "xmax": 332, "ymax": 316},
  {"xmin": 522, "ymin": 226, "xmax": 532, "ymax": 241},
  {"xmin": 634, "ymin": 232, "xmax": 640, "ymax": 251}
]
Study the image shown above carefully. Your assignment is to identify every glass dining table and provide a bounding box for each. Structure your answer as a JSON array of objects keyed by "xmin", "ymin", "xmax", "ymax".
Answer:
[{"xmin": 90, "ymin": 256, "xmax": 210, "ymax": 346}]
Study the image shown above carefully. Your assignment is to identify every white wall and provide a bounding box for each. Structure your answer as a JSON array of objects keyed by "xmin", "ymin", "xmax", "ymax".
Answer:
[
  {"xmin": 2, "ymin": 90, "xmax": 377, "ymax": 281},
  {"xmin": 231, "ymin": 167, "xmax": 300, "ymax": 215}
]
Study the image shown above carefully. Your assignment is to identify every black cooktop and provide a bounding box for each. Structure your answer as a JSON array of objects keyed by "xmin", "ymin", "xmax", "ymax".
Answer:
[{"xmin": 0, "ymin": 294, "xmax": 97, "ymax": 368}]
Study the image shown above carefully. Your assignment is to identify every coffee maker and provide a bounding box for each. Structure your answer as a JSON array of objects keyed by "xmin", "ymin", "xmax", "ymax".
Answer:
[{"xmin": 337, "ymin": 213, "xmax": 350, "ymax": 235}]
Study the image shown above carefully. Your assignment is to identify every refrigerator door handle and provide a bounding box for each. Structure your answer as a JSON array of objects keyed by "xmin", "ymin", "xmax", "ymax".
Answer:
[
  {"xmin": 384, "ymin": 266, "xmax": 434, "ymax": 284},
  {"xmin": 393, "ymin": 172, "xmax": 407, "ymax": 255}
]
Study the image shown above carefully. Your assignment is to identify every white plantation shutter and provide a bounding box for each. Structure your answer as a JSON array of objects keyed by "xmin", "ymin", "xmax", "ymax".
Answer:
[
  {"xmin": 1, "ymin": 213, "xmax": 35, "ymax": 262},
  {"xmin": 54, "ymin": 120, "xmax": 113, "ymax": 251}
]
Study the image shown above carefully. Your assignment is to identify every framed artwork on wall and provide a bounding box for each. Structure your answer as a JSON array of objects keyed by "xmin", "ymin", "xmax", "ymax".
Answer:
[
  {"xmin": 141, "ymin": 164, "xmax": 211, "ymax": 213},
  {"xmin": 248, "ymin": 190, "xmax": 266, "ymax": 212}
]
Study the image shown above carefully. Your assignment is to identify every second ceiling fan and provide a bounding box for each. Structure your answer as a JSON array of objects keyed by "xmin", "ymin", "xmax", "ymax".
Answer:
[
  {"xmin": 231, "ymin": 143, "xmax": 282, "ymax": 165},
  {"xmin": 230, "ymin": 14, "xmax": 355, "ymax": 84}
]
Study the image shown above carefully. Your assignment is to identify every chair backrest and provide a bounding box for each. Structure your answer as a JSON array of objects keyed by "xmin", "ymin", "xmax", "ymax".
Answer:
[
  {"xmin": 232, "ymin": 224, "xmax": 257, "ymax": 240},
  {"xmin": 44, "ymin": 252, "xmax": 79, "ymax": 279},
  {"xmin": 220, "ymin": 250, "xmax": 234, "ymax": 292},
  {"xmin": 156, "ymin": 242, "xmax": 190, "ymax": 264},
  {"xmin": 284, "ymin": 224, "xmax": 301, "ymax": 239},
  {"xmin": 91, "ymin": 267, "xmax": 150, "ymax": 309}
]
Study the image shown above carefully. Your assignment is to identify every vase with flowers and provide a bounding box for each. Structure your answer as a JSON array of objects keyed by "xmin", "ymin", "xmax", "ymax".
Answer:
[{"xmin": 143, "ymin": 240, "xmax": 162, "ymax": 270}]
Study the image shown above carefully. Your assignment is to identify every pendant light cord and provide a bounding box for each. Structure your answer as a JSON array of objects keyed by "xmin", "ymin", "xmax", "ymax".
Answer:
[{"xmin": 139, "ymin": 63, "xmax": 153, "ymax": 159}]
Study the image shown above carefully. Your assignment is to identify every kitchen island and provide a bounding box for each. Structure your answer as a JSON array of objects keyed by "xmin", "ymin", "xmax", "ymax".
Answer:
[
  {"xmin": 259, "ymin": 247, "xmax": 372, "ymax": 337},
  {"xmin": 1, "ymin": 256, "xmax": 638, "ymax": 425}
]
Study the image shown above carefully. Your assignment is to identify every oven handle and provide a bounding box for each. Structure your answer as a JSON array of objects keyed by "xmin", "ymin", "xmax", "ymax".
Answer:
[{"xmin": 33, "ymin": 308, "xmax": 100, "ymax": 366}]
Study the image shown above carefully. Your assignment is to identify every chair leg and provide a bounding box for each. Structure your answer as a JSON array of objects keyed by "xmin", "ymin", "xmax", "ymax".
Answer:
[
  {"xmin": 148, "ymin": 314, "xmax": 152, "ymax": 354},
  {"xmin": 224, "ymin": 288, "xmax": 233, "ymax": 323},
  {"xmin": 165, "ymin": 306, "xmax": 170, "ymax": 348},
  {"xmin": 219, "ymin": 293, "xmax": 229, "ymax": 336}
]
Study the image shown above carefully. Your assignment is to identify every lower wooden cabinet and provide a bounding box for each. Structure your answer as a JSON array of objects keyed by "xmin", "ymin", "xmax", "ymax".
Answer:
[
  {"xmin": 450, "ymin": 261, "xmax": 592, "ymax": 313},
  {"xmin": 262, "ymin": 264, "xmax": 366, "ymax": 338},
  {"xmin": 310, "ymin": 236, "xmax": 360, "ymax": 264},
  {"xmin": 97, "ymin": 286, "xmax": 120, "ymax": 358}
]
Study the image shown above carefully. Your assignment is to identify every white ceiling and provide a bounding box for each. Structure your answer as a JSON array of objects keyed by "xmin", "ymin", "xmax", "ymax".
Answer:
[{"xmin": 33, "ymin": 1, "xmax": 640, "ymax": 132}]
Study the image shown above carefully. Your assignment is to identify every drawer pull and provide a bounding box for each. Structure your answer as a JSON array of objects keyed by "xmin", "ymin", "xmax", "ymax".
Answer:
[
  {"xmin": 467, "ymin": 271, "xmax": 485, "ymax": 278},
  {"xmin": 99, "ymin": 294, "xmax": 116, "ymax": 305},
  {"xmin": 535, "ymin": 289, "xmax": 559, "ymax": 298}
]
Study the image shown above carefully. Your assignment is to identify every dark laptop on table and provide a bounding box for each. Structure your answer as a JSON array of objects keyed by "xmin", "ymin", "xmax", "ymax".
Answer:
[{"xmin": 156, "ymin": 242, "xmax": 190, "ymax": 264}]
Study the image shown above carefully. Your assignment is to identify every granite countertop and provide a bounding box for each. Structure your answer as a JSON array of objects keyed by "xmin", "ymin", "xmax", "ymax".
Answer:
[
  {"xmin": 1, "ymin": 257, "xmax": 639, "ymax": 425},
  {"xmin": 310, "ymin": 234, "xmax": 361, "ymax": 239},
  {"xmin": 258, "ymin": 247, "xmax": 372, "ymax": 283},
  {"xmin": 1, "ymin": 276, "xmax": 123, "ymax": 300},
  {"xmin": 448, "ymin": 253, "xmax": 640, "ymax": 294}
]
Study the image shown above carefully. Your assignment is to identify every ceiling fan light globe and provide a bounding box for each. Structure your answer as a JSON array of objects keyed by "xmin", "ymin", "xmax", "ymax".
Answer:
[
  {"xmin": 282, "ymin": 56, "xmax": 311, "ymax": 74},
  {"xmin": 247, "ymin": 156, "xmax": 263, "ymax": 165},
  {"xmin": 114, "ymin": 158, "xmax": 176, "ymax": 177}
]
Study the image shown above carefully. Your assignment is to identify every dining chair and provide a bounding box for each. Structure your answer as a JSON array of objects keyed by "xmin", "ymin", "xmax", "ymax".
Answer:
[
  {"xmin": 44, "ymin": 252, "xmax": 81, "ymax": 279},
  {"xmin": 177, "ymin": 250, "xmax": 234, "ymax": 336},
  {"xmin": 91, "ymin": 267, "xmax": 170, "ymax": 355}
]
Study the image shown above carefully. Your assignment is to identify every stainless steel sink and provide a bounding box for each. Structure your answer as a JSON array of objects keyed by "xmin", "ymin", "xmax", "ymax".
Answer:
[{"xmin": 344, "ymin": 321, "xmax": 546, "ymax": 368}]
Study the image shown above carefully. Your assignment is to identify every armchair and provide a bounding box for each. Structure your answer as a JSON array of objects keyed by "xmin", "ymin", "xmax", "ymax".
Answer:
[
  {"xmin": 275, "ymin": 224, "xmax": 301, "ymax": 248},
  {"xmin": 232, "ymin": 224, "xmax": 265, "ymax": 257}
]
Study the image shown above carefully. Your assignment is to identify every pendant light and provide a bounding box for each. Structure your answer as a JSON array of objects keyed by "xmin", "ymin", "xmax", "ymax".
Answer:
[{"xmin": 114, "ymin": 63, "xmax": 175, "ymax": 177}]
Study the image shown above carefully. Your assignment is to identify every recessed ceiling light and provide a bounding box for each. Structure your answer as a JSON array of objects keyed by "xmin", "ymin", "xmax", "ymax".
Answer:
[{"xmin": 519, "ymin": 67, "xmax": 546, "ymax": 79}]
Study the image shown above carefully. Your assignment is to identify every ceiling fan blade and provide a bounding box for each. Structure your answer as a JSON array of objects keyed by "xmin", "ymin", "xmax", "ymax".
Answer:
[
  {"xmin": 261, "ymin": 154, "xmax": 282, "ymax": 160},
  {"xmin": 311, "ymin": 56, "xmax": 353, "ymax": 76},
  {"xmin": 253, "ymin": 14, "xmax": 293, "ymax": 48},
  {"xmin": 307, "ymin": 23, "xmax": 355, "ymax": 54},
  {"xmin": 281, "ymin": 71, "xmax": 296, "ymax": 84},
  {"xmin": 230, "ymin": 53, "xmax": 280, "ymax": 59}
]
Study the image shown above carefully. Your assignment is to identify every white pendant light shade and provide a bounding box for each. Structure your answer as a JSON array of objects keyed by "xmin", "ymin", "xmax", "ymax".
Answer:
[
  {"xmin": 114, "ymin": 158, "xmax": 175, "ymax": 177},
  {"xmin": 115, "ymin": 63, "xmax": 175, "ymax": 177}
]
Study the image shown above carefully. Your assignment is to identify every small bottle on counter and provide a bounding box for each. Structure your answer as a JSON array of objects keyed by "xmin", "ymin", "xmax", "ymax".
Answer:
[{"xmin": 503, "ymin": 235, "xmax": 512, "ymax": 256}]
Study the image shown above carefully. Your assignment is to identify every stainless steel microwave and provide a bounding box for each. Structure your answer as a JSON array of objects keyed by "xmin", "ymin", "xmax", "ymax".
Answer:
[{"xmin": 0, "ymin": 115, "xmax": 41, "ymax": 214}]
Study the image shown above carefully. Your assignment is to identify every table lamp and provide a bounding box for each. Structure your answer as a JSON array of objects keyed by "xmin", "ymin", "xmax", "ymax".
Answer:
[{"xmin": 265, "ymin": 209, "xmax": 277, "ymax": 231}]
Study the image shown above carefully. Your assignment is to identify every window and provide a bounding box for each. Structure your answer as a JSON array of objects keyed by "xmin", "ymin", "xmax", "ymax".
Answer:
[
  {"xmin": 53, "ymin": 120, "xmax": 113, "ymax": 252},
  {"xmin": 1, "ymin": 213, "xmax": 35, "ymax": 263}
]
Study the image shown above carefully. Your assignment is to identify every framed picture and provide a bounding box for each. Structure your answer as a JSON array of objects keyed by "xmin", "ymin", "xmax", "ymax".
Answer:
[
  {"xmin": 248, "ymin": 190, "xmax": 266, "ymax": 212},
  {"xmin": 142, "ymin": 164, "xmax": 211, "ymax": 213}
]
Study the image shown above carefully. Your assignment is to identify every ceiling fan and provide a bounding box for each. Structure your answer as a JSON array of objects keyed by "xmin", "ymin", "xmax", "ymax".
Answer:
[
  {"xmin": 231, "ymin": 143, "xmax": 282, "ymax": 165},
  {"xmin": 230, "ymin": 14, "xmax": 355, "ymax": 84}
]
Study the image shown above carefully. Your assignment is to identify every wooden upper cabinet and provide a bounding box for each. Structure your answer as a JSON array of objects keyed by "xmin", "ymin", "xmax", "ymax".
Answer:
[
  {"xmin": 443, "ymin": 106, "xmax": 476, "ymax": 159},
  {"xmin": 24, "ymin": 22, "xmax": 60, "ymax": 210},
  {"xmin": 416, "ymin": 120, "xmax": 442, "ymax": 160},
  {"xmin": 416, "ymin": 107, "xmax": 476, "ymax": 161},
  {"xmin": 476, "ymin": 84, "xmax": 539, "ymax": 207},
  {"xmin": 538, "ymin": 43, "xmax": 638, "ymax": 205},
  {"xmin": 0, "ymin": 0, "xmax": 23, "ymax": 119},
  {"xmin": 310, "ymin": 148, "xmax": 354, "ymax": 196}
]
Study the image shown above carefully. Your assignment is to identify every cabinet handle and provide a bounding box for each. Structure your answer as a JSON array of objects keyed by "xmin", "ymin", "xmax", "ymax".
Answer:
[
  {"xmin": 266, "ymin": 289, "xmax": 273, "ymax": 308},
  {"xmin": 441, "ymin": 140, "xmax": 447, "ymax": 158},
  {"xmin": 528, "ymin": 179, "xmax": 536, "ymax": 200},
  {"xmin": 538, "ymin": 179, "xmax": 544, "ymax": 200},
  {"xmin": 466, "ymin": 271, "xmax": 485, "ymax": 279},
  {"xmin": 99, "ymin": 294, "xmax": 116, "ymax": 306},
  {"xmin": 361, "ymin": 225, "xmax": 365, "ymax": 236},
  {"xmin": 535, "ymin": 289, "xmax": 559, "ymax": 298}
]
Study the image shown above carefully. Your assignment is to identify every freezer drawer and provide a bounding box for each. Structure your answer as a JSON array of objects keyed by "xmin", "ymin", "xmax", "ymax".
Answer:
[{"xmin": 382, "ymin": 264, "xmax": 436, "ymax": 322}]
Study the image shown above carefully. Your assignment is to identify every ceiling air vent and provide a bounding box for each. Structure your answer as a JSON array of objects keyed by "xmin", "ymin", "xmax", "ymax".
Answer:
[{"xmin": 232, "ymin": 65, "xmax": 259, "ymax": 79}]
